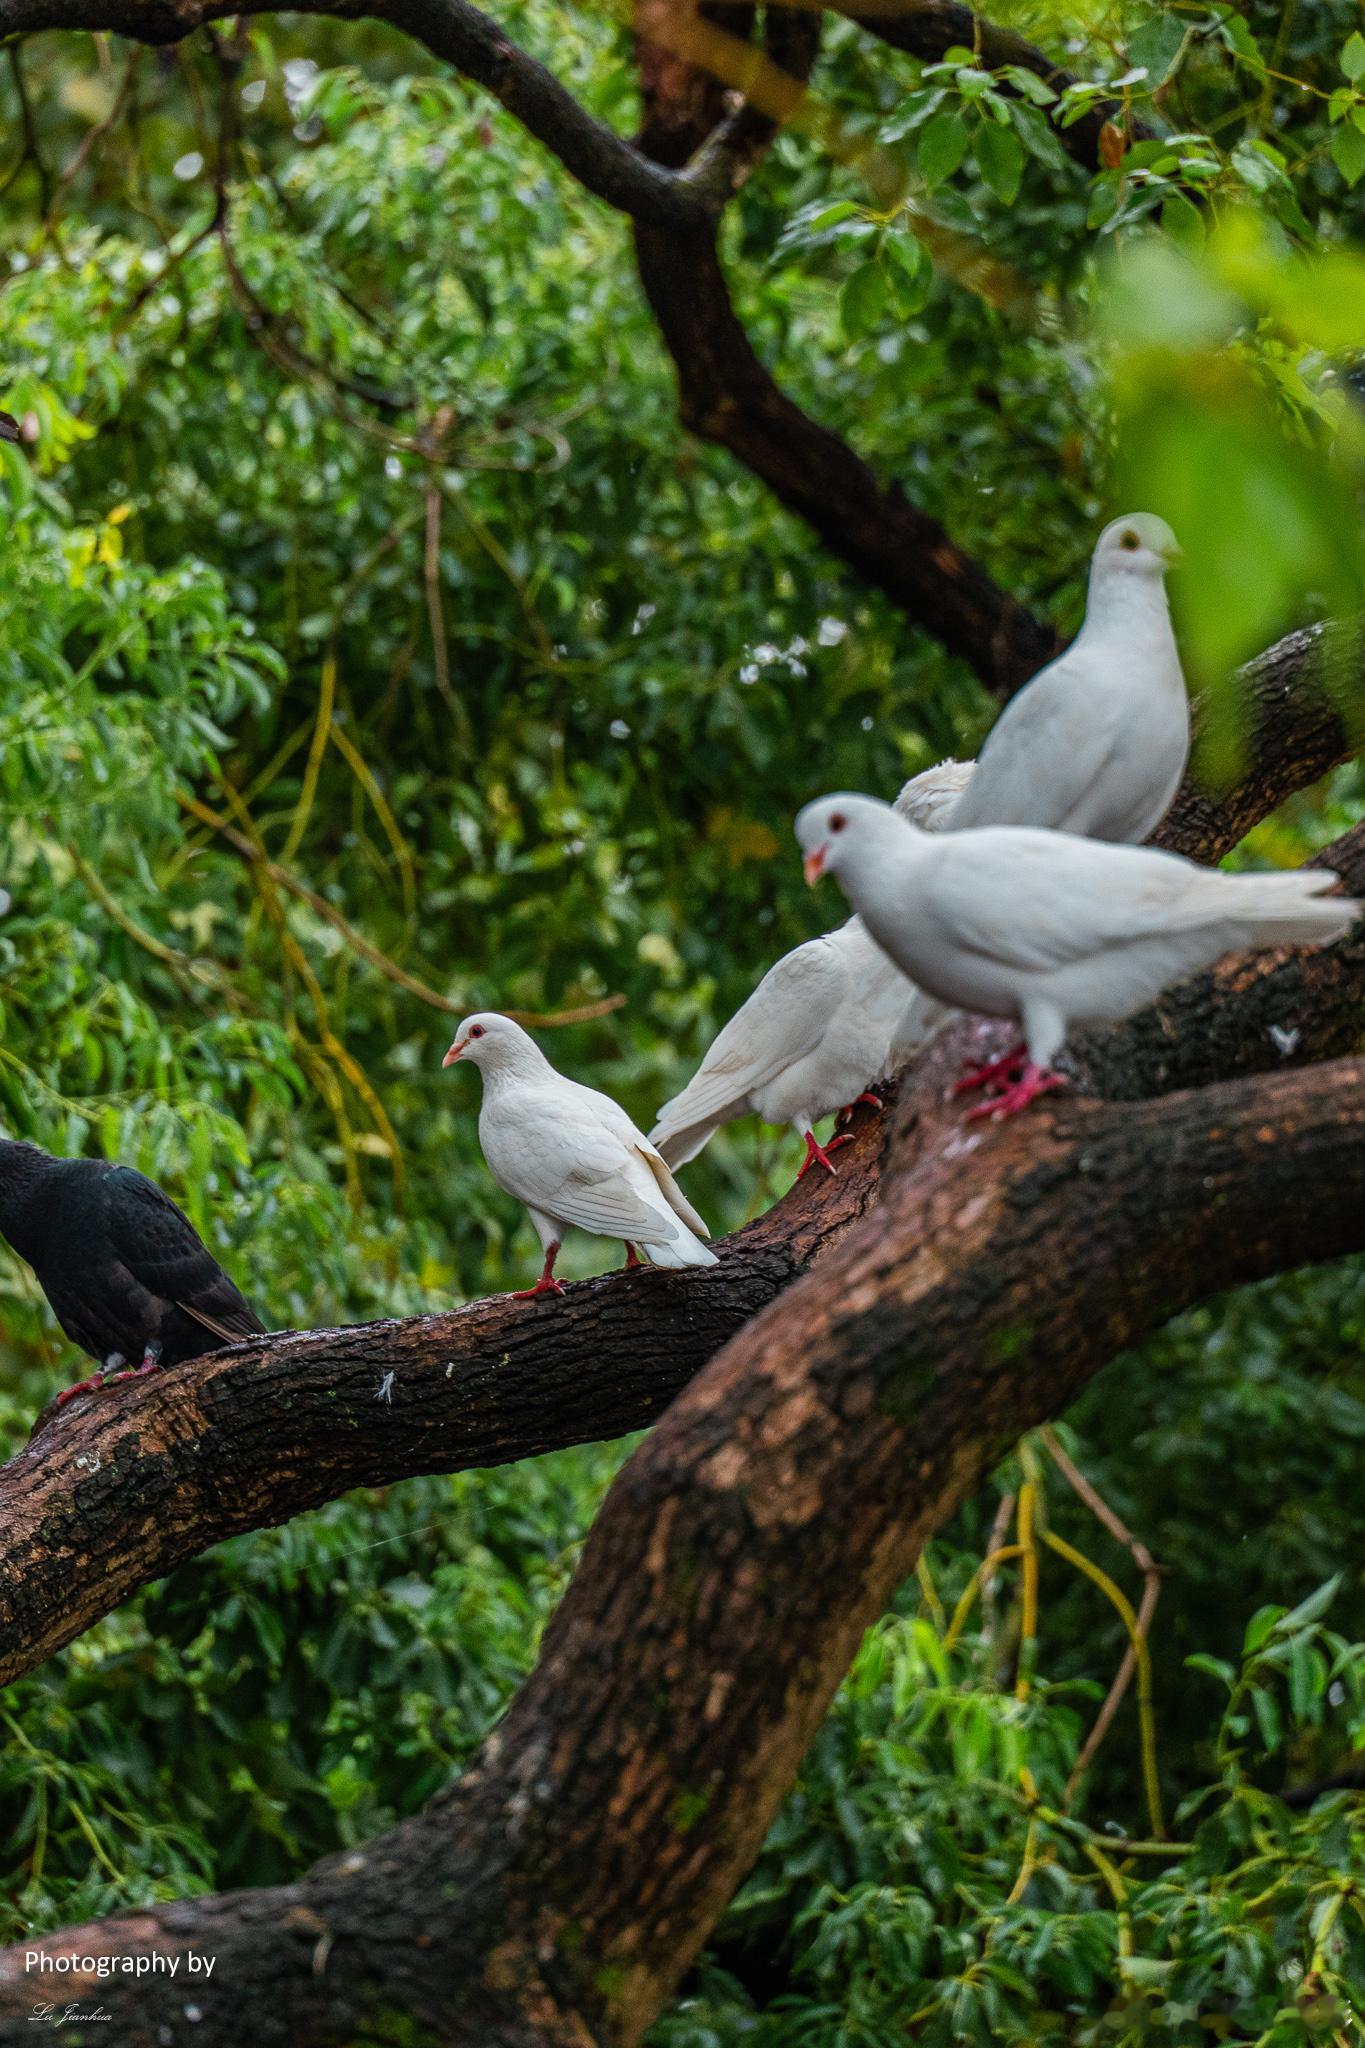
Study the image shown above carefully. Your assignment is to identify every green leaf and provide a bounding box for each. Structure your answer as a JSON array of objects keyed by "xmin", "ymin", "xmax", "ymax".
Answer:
[
  {"xmin": 789, "ymin": 199, "xmax": 858, "ymax": 235},
  {"xmin": 1128, "ymin": 13, "xmax": 1188, "ymax": 86},
  {"xmin": 1332, "ymin": 121, "xmax": 1365, "ymax": 186},
  {"xmin": 1185, "ymin": 1653, "xmax": 1235, "ymax": 1688},
  {"xmin": 1287, "ymin": 1638, "xmax": 1327, "ymax": 1723},
  {"xmin": 1217, "ymin": 13, "xmax": 1263, "ymax": 66},
  {"xmin": 1252, "ymin": 1684, "xmax": 1283, "ymax": 1754},
  {"xmin": 884, "ymin": 236, "xmax": 932, "ymax": 314},
  {"xmin": 1161, "ymin": 189, "xmax": 1205, "ymax": 251},
  {"xmin": 839, "ymin": 260, "xmax": 887, "ymax": 339},
  {"xmin": 1245, "ymin": 1605, "xmax": 1286, "ymax": 1655},
  {"xmin": 1006, "ymin": 100, "xmax": 1072, "ymax": 172},
  {"xmin": 884, "ymin": 231, "xmax": 923, "ymax": 279},
  {"xmin": 1000, "ymin": 65, "xmax": 1056, "ymax": 106},
  {"xmin": 885, "ymin": 263, "xmax": 932, "ymax": 319},
  {"xmin": 1120, "ymin": 1956, "xmax": 1176, "ymax": 1987},
  {"xmin": 975, "ymin": 120, "xmax": 1024, "ymax": 204},
  {"xmin": 1278, "ymin": 1574, "xmax": 1342, "ymax": 1635},
  {"xmin": 1343, "ymin": 31, "xmax": 1365, "ymax": 81},
  {"xmin": 918, "ymin": 110, "xmax": 970, "ymax": 188}
]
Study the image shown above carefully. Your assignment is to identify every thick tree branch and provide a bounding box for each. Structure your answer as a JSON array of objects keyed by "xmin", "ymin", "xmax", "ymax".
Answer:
[
  {"xmin": 630, "ymin": 3, "xmax": 1060, "ymax": 694},
  {"xmin": 0, "ymin": 1143, "xmax": 877, "ymax": 1689},
  {"xmin": 4, "ymin": 1053, "xmax": 1364, "ymax": 2045},
  {"xmin": 0, "ymin": 0, "xmax": 710, "ymax": 230},
  {"xmin": 634, "ymin": 210, "xmax": 1061, "ymax": 692},
  {"xmin": 1155, "ymin": 620, "xmax": 1364, "ymax": 862}
]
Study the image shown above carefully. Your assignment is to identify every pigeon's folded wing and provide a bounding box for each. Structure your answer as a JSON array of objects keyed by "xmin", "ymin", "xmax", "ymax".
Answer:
[
  {"xmin": 633, "ymin": 1139, "xmax": 711, "ymax": 1239},
  {"xmin": 506, "ymin": 1115, "xmax": 683, "ymax": 1242},
  {"xmin": 106, "ymin": 1169, "xmax": 266, "ymax": 1340},
  {"xmin": 947, "ymin": 658, "xmax": 1124, "ymax": 834},
  {"xmin": 930, "ymin": 835, "xmax": 1258, "ymax": 975},
  {"xmin": 651, "ymin": 935, "xmax": 852, "ymax": 1139}
]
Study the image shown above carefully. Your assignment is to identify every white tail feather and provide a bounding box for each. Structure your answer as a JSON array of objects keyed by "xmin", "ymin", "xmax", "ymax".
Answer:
[{"xmin": 639, "ymin": 1230, "xmax": 718, "ymax": 1270}]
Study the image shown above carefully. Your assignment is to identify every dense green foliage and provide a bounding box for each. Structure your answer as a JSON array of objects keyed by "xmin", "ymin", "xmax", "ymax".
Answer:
[{"xmin": 1, "ymin": 0, "xmax": 1364, "ymax": 2039}]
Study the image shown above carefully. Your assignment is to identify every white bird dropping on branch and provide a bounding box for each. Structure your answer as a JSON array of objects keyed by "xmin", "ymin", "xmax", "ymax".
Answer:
[
  {"xmin": 443, "ymin": 1013, "xmax": 717, "ymax": 1296},
  {"xmin": 947, "ymin": 513, "xmax": 1189, "ymax": 845},
  {"xmin": 649, "ymin": 759, "xmax": 976, "ymax": 1180},
  {"xmin": 795, "ymin": 793, "xmax": 1359, "ymax": 1121}
]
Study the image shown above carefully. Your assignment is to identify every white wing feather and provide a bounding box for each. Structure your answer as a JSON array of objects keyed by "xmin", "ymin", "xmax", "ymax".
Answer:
[
  {"xmin": 946, "ymin": 651, "xmax": 1129, "ymax": 835},
  {"xmin": 922, "ymin": 831, "xmax": 1346, "ymax": 976},
  {"xmin": 483, "ymin": 1094, "xmax": 687, "ymax": 1244},
  {"xmin": 650, "ymin": 935, "xmax": 853, "ymax": 1146}
]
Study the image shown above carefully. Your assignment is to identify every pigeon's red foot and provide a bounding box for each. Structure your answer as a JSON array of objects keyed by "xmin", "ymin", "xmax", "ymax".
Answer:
[
  {"xmin": 953, "ymin": 1042, "xmax": 1028, "ymax": 1098},
  {"xmin": 795, "ymin": 1129, "xmax": 853, "ymax": 1181},
  {"xmin": 965, "ymin": 1063, "xmax": 1065, "ymax": 1122},
  {"xmin": 106, "ymin": 1345, "xmax": 165, "ymax": 1386},
  {"xmin": 56, "ymin": 1371, "xmax": 107, "ymax": 1407},
  {"xmin": 621, "ymin": 1243, "xmax": 642, "ymax": 1271},
  {"xmin": 837, "ymin": 1091, "xmax": 884, "ymax": 1124},
  {"xmin": 514, "ymin": 1243, "xmax": 564, "ymax": 1299}
]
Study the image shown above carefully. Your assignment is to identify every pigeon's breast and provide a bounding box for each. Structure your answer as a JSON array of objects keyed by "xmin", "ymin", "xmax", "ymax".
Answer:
[{"xmin": 477, "ymin": 1099, "xmax": 546, "ymax": 1207}]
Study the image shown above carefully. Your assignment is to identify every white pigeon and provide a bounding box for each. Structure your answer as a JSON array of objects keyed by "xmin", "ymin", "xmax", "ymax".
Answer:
[
  {"xmin": 649, "ymin": 759, "xmax": 976, "ymax": 1179},
  {"xmin": 947, "ymin": 513, "xmax": 1188, "ymax": 844},
  {"xmin": 442, "ymin": 1013, "xmax": 717, "ymax": 1295},
  {"xmin": 795, "ymin": 793, "xmax": 1357, "ymax": 1121}
]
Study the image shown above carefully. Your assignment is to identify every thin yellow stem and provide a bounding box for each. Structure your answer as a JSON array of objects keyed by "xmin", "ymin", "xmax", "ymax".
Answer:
[
  {"xmin": 915, "ymin": 1553, "xmax": 946, "ymax": 1631},
  {"xmin": 1006, "ymin": 1814, "xmax": 1038, "ymax": 1906},
  {"xmin": 1015, "ymin": 1481, "xmax": 1039, "ymax": 1704},
  {"xmin": 1083, "ymin": 1840, "xmax": 1134, "ymax": 1960},
  {"xmin": 328, "ymin": 721, "xmax": 418, "ymax": 919},
  {"xmin": 942, "ymin": 1544, "xmax": 1025, "ymax": 1653},
  {"xmin": 279, "ymin": 652, "xmax": 336, "ymax": 866},
  {"xmin": 1044, "ymin": 1528, "xmax": 1164, "ymax": 1838}
]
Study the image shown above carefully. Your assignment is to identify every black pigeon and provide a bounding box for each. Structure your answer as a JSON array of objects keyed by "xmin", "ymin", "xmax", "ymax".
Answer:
[{"xmin": 0, "ymin": 1139, "xmax": 266, "ymax": 1405}]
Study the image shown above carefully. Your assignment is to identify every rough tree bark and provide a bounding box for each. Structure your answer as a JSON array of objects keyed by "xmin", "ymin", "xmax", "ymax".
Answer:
[
  {"xmin": 1, "ymin": 750, "xmax": 1361, "ymax": 2044},
  {"xmin": 3, "ymin": 1049, "xmax": 1363, "ymax": 2046},
  {"xmin": 0, "ymin": 1130, "xmax": 878, "ymax": 1687},
  {"xmin": 1155, "ymin": 621, "xmax": 1365, "ymax": 861}
]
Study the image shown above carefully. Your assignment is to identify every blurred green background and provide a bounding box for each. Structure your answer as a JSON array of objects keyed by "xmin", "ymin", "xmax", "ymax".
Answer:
[{"xmin": 1, "ymin": 0, "xmax": 1364, "ymax": 2039}]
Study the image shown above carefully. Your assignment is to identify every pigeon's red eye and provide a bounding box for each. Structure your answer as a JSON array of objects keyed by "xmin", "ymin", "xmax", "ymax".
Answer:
[
  {"xmin": 829, "ymin": 812, "xmax": 847, "ymax": 833},
  {"xmin": 470, "ymin": 1024, "xmax": 485, "ymax": 1040},
  {"xmin": 1119, "ymin": 530, "xmax": 1140, "ymax": 550}
]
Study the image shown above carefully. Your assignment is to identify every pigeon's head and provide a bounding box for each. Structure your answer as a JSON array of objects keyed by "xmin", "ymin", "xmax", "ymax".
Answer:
[
  {"xmin": 442, "ymin": 1012, "xmax": 537, "ymax": 1073},
  {"xmin": 795, "ymin": 792, "xmax": 906, "ymax": 888},
  {"xmin": 1093, "ymin": 512, "xmax": 1181, "ymax": 580}
]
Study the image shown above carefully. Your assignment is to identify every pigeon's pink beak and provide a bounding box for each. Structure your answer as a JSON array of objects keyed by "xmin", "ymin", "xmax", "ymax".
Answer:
[
  {"xmin": 442, "ymin": 1039, "xmax": 467, "ymax": 1068},
  {"xmin": 803, "ymin": 845, "xmax": 828, "ymax": 887}
]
